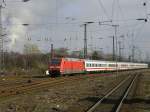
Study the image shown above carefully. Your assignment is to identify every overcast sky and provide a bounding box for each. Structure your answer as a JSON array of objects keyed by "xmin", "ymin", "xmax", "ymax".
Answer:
[{"xmin": 1, "ymin": 0, "xmax": 150, "ymax": 61}]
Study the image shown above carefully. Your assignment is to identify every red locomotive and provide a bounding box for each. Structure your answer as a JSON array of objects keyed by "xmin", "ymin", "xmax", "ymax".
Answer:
[{"xmin": 49, "ymin": 58, "xmax": 85, "ymax": 77}]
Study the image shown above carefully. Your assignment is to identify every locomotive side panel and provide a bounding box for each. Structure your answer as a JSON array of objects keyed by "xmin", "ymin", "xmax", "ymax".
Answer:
[{"xmin": 61, "ymin": 58, "xmax": 85, "ymax": 75}]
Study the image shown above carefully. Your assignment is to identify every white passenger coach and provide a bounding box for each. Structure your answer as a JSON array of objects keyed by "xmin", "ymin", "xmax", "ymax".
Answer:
[{"xmin": 84, "ymin": 60, "xmax": 148, "ymax": 72}]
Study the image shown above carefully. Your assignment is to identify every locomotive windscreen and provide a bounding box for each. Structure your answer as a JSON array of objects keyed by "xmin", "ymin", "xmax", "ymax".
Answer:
[{"xmin": 50, "ymin": 59, "xmax": 61, "ymax": 65}]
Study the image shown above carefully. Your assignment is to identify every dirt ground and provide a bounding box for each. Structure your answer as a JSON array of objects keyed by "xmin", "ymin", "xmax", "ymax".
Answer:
[{"xmin": 0, "ymin": 70, "xmax": 149, "ymax": 112}]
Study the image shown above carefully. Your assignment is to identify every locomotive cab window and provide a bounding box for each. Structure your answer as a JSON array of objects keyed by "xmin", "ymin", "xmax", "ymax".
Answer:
[{"xmin": 51, "ymin": 59, "xmax": 61, "ymax": 65}]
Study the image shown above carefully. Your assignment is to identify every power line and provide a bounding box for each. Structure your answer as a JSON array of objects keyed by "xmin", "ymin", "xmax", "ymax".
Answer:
[
  {"xmin": 111, "ymin": 0, "xmax": 116, "ymax": 22},
  {"xmin": 97, "ymin": 0, "xmax": 110, "ymax": 20},
  {"xmin": 116, "ymin": 0, "xmax": 126, "ymax": 26}
]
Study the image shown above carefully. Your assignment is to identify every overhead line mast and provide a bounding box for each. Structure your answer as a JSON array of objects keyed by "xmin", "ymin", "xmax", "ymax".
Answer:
[
  {"xmin": 0, "ymin": 3, "xmax": 4, "ymax": 73},
  {"xmin": 82, "ymin": 22, "xmax": 94, "ymax": 59}
]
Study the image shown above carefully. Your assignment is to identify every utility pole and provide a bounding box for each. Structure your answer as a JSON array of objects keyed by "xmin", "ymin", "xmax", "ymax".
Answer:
[
  {"xmin": 112, "ymin": 25, "xmax": 119, "ymax": 77},
  {"xmin": 118, "ymin": 41, "xmax": 122, "ymax": 61},
  {"xmin": 128, "ymin": 55, "xmax": 131, "ymax": 62},
  {"xmin": 112, "ymin": 36, "xmax": 115, "ymax": 61},
  {"xmin": 84, "ymin": 24, "xmax": 87, "ymax": 59},
  {"xmin": 0, "ymin": 5, "xmax": 4, "ymax": 73},
  {"xmin": 51, "ymin": 44, "xmax": 54, "ymax": 60},
  {"xmin": 82, "ymin": 22, "xmax": 94, "ymax": 59},
  {"xmin": 98, "ymin": 37, "xmax": 103, "ymax": 52},
  {"xmin": 108, "ymin": 36, "xmax": 115, "ymax": 61},
  {"xmin": 132, "ymin": 45, "xmax": 135, "ymax": 62},
  {"xmin": 112, "ymin": 25, "xmax": 119, "ymax": 59}
]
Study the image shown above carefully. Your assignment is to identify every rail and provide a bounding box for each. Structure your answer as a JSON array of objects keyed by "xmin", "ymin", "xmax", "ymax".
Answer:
[{"xmin": 86, "ymin": 73, "xmax": 138, "ymax": 112}]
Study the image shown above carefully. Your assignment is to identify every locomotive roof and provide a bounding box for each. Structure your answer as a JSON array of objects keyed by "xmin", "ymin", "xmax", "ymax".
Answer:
[{"xmin": 64, "ymin": 58, "xmax": 83, "ymax": 61}]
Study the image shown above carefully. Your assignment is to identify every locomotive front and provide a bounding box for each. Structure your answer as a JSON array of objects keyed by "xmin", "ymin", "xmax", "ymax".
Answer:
[{"xmin": 49, "ymin": 58, "xmax": 62, "ymax": 77}]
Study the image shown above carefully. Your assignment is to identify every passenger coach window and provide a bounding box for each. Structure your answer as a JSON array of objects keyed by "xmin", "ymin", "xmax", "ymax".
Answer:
[
  {"xmin": 101, "ymin": 64, "xmax": 107, "ymax": 67},
  {"xmin": 86, "ymin": 63, "xmax": 89, "ymax": 67},
  {"xmin": 108, "ymin": 64, "xmax": 116, "ymax": 67}
]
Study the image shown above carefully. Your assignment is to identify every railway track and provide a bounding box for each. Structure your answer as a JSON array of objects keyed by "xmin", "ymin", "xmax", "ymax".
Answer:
[
  {"xmin": 0, "ymin": 75, "xmax": 94, "ymax": 100},
  {"xmin": 86, "ymin": 73, "xmax": 139, "ymax": 112},
  {"xmin": 0, "ymin": 79, "xmax": 32, "ymax": 87},
  {"xmin": 0, "ymin": 76, "xmax": 38, "ymax": 87}
]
